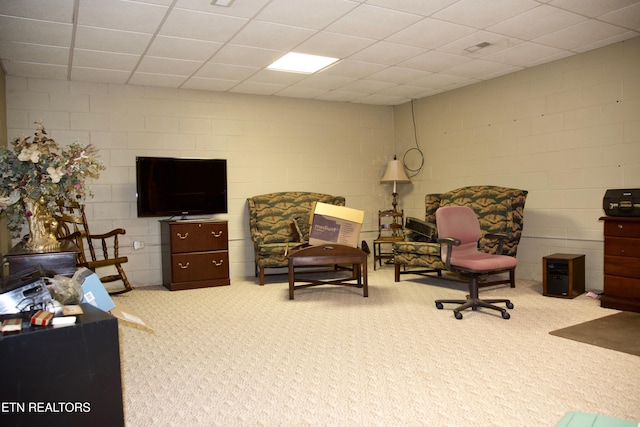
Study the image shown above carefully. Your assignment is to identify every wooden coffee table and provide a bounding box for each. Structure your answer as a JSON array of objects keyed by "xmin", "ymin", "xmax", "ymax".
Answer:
[{"xmin": 287, "ymin": 244, "xmax": 368, "ymax": 300}]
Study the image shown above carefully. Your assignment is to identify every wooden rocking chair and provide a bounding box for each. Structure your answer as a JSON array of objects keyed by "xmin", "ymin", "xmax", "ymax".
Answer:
[{"xmin": 56, "ymin": 202, "xmax": 133, "ymax": 295}]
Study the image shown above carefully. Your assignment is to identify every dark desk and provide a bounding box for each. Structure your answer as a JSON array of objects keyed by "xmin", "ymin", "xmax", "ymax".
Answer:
[
  {"xmin": 0, "ymin": 303, "xmax": 124, "ymax": 427},
  {"xmin": 288, "ymin": 244, "xmax": 368, "ymax": 300},
  {"xmin": 5, "ymin": 240, "xmax": 79, "ymax": 277}
]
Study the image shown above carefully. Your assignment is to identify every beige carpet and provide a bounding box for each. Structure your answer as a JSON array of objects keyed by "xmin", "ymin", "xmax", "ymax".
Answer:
[
  {"xmin": 550, "ymin": 311, "xmax": 640, "ymax": 357},
  {"xmin": 114, "ymin": 268, "xmax": 640, "ymax": 427}
]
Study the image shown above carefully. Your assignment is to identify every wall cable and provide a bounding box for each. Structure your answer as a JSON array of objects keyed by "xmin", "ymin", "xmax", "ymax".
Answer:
[{"xmin": 402, "ymin": 99, "xmax": 424, "ymax": 178}]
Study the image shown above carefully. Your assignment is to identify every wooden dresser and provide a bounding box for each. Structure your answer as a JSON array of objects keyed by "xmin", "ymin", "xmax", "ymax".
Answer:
[
  {"xmin": 161, "ymin": 220, "xmax": 230, "ymax": 291},
  {"xmin": 600, "ymin": 216, "xmax": 640, "ymax": 312}
]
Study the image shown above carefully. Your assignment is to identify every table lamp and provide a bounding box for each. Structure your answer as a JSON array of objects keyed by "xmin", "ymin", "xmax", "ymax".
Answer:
[{"xmin": 381, "ymin": 156, "xmax": 410, "ymax": 211}]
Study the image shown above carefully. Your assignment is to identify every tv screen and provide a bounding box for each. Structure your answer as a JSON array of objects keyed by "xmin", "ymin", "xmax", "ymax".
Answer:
[{"xmin": 136, "ymin": 157, "xmax": 227, "ymax": 218}]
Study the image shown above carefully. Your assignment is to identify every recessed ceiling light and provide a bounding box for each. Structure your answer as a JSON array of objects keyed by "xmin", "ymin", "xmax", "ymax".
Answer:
[
  {"xmin": 465, "ymin": 42, "xmax": 491, "ymax": 53},
  {"xmin": 267, "ymin": 52, "xmax": 339, "ymax": 74},
  {"xmin": 211, "ymin": 0, "xmax": 234, "ymax": 6}
]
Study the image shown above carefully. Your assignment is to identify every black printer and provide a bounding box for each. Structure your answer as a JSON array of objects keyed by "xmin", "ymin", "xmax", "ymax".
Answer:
[{"xmin": 603, "ymin": 189, "xmax": 640, "ymax": 217}]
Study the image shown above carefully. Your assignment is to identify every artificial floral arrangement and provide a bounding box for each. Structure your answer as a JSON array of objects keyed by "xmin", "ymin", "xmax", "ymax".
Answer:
[{"xmin": 0, "ymin": 121, "xmax": 105, "ymax": 244}]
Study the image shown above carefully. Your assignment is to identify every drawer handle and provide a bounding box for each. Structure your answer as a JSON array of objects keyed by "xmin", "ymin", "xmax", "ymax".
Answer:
[
  {"xmin": 212, "ymin": 260, "xmax": 224, "ymax": 267},
  {"xmin": 618, "ymin": 224, "xmax": 623, "ymax": 229},
  {"xmin": 178, "ymin": 262, "xmax": 190, "ymax": 269},
  {"xmin": 177, "ymin": 232, "xmax": 189, "ymax": 239},
  {"xmin": 211, "ymin": 231, "xmax": 223, "ymax": 238}
]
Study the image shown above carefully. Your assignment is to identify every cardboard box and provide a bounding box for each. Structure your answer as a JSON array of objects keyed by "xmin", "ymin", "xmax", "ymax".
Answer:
[
  {"xmin": 74, "ymin": 268, "xmax": 153, "ymax": 331},
  {"xmin": 309, "ymin": 202, "xmax": 364, "ymax": 248}
]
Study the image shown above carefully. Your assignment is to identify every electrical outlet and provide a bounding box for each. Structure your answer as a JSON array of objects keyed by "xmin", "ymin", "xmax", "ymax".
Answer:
[{"xmin": 133, "ymin": 241, "xmax": 145, "ymax": 250}]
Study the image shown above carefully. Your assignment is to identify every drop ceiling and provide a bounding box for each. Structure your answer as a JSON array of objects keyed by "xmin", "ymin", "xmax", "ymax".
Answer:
[{"xmin": 0, "ymin": 0, "xmax": 639, "ymax": 105}]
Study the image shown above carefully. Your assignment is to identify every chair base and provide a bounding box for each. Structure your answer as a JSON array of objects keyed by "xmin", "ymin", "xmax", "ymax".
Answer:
[{"xmin": 435, "ymin": 296, "xmax": 513, "ymax": 319}]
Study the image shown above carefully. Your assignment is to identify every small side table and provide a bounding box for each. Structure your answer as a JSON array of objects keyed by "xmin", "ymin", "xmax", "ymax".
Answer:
[
  {"xmin": 5, "ymin": 240, "xmax": 79, "ymax": 277},
  {"xmin": 288, "ymin": 244, "xmax": 368, "ymax": 300},
  {"xmin": 373, "ymin": 210, "xmax": 404, "ymax": 270}
]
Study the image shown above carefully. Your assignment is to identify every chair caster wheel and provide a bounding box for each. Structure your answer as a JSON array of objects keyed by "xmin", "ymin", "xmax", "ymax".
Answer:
[
  {"xmin": 454, "ymin": 311, "xmax": 463, "ymax": 320},
  {"xmin": 506, "ymin": 302, "xmax": 514, "ymax": 309},
  {"xmin": 435, "ymin": 302, "xmax": 444, "ymax": 309},
  {"xmin": 502, "ymin": 311, "xmax": 510, "ymax": 319}
]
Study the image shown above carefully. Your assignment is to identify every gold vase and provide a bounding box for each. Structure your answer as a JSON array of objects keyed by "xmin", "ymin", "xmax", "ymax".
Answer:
[{"xmin": 22, "ymin": 196, "xmax": 61, "ymax": 252}]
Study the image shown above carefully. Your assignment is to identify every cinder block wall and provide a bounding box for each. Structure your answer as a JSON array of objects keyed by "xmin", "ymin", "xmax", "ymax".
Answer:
[
  {"xmin": 5, "ymin": 83, "xmax": 394, "ymax": 285},
  {"xmin": 394, "ymin": 37, "xmax": 640, "ymax": 291}
]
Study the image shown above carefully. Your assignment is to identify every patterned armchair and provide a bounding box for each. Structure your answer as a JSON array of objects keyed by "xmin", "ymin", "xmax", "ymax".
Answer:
[
  {"xmin": 247, "ymin": 192, "xmax": 345, "ymax": 285},
  {"xmin": 393, "ymin": 185, "xmax": 528, "ymax": 285}
]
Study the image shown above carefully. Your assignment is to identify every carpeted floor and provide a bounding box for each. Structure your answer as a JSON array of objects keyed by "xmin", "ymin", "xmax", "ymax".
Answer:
[
  {"xmin": 550, "ymin": 311, "xmax": 640, "ymax": 357},
  {"xmin": 114, "ymin": 268, "xmax": 640, "ymax": 427}
]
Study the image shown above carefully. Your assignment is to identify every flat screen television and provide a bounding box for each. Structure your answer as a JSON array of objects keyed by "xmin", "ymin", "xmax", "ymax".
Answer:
[{"xmin": 136, "ymin": 156, "xmax": 227, "ymax": 218}]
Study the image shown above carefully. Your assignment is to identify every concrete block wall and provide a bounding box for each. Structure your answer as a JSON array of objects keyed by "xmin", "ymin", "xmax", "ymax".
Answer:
[
  {"xmin": 5, "ymin": 81, "xmax": 395, "ymax": 286},
  {"xmin": 394, "ymin": 37, "xmax": 640, "ymax": 291}
]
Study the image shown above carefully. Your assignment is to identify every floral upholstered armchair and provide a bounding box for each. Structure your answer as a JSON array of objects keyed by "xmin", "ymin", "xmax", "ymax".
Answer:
[
  {"xmin": 247, "ymin": 192, "xmax": 345, "ymax": 285},
  {"xmin": 393, "ymin": 185, "xmax": 528, "ymax": 286}
]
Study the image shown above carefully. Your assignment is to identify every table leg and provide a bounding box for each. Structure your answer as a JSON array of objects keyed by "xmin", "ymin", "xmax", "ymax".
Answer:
[
  {"xmin": 288, "ymin": 263, "xmax": 295, "ymax": 300},
  {"xmin": 362, "ymin": 259, "xmax": 368, "ymax": 297}
]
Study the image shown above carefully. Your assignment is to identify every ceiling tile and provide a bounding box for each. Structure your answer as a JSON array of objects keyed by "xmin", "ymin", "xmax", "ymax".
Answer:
[
  {"xmin": 229, "ymin": 21, "xmax": 316, "ymax": 51},
  {"xmin": 137, "ymin": 56, "xmax": 202, "ymax": 76},
  {"xmin": 0, "ymin": 16, "xmax": 72, "ymax": 46},
  {"xmin": 366, "ymin": 67, "xmax": 430, "ymax": 84},
  {"xmin": 322, "ymin": 60, "xmax": 387, "ymax": 79},
  {"xmin": 3, "ymin": 61, "xmax": 68, "ymax": 80},
  {"xmin": 209, "ymin": 44, "xmax": 284, "ymax": 68},
  {"xmin": 129, "ymin": 72, "xmax": 187, "ymax": 88},
  {"xmin": 433, "ymin": 0, "xmax": 539, "ymax": 29},
  {"xmin": 71, "ymin": 67, "xmax": 130, "ymax": 84},
  {"xmin": 175, "ymin": 0, "xmax": 271, "ymax": 18},
  {"xmin": 0, "ymin": 41, "xmax": 68, "ymax": 65},
  {"xmin": 180, "ymin": 77, "xmax": 239, "ymax": 92},
  {"xmin": 487, "ymin": 5, "xmax": 587, "ymax": 40},
  {"xmin": 0, "ymin": 0, "xmax": 75, "ymax": 23},
  {"xmin": 256, "ymin": 0, "xmax": 358, "ymax": 29},
  {"xmin": 484, "ymin": 42, "xmax": 570, "ymax": 67},
  {"xmin": 443, "ymin": 59, "xmax": 517, "ymax": 78},
  {"xmin": 159, "ymin": 8, "xmax": 247, "ymax": 42},
  {"xmin": 194, "ymin": 63, "xmax": 259, "ymax": 80},
  {"xmin": 75, "ymin": 26, "xmax": 152, "ymax": 55},
  {"xmin": 295, "ymin": 32, "xmax": 376, "ymax": 59},
  {"xmin": 147, "ymin": 36, "xmax": 223, "ymax": 61},
  {"xmin": 77, "ymin": 0, "xmax": 169, "ymax": 33},
  {"xmin": 73, "ymin": 49, "xmax": 139, "ymax": 71},
  {"xmin": 325, "ymin": 4, "xmax": 423, "ymax": 39},
  {"xmin": 599, "ymin": 3, "xmax": 640, "ymax": 31},
  {"xmin": 365, "ymin": 0, "xmax": 460, "ymax": 16},
  {"xmin": 387, "ymin": 18, "xmax": 477, "ymax": 50},
  {"xmin": 437, "ymin": 31, "xmax": 525, "ymax": 58},
  {"xmin": 399, "ymin": 50, "xmax": 470, "ymax": 73},
  {"xmin": 349, "ymin": 41, "xmax": 427, "ymax": 65},
  {"xmin": 548, "ymin": 0, "xmax": 640, "ymax": 18},
  {"xmin": 534, "ymin": 20, "xmax": 631, "ymax": 51}
]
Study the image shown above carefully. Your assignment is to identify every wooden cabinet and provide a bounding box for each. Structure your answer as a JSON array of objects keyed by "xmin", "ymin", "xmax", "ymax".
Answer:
[
  {"xmin": 161, "ymin": 220, "xmax": 230, "ymax": 291},
  {"xmin": 542, "ymin": 253, "xmax": 585, "ymax": 298},
  {"xmin": 600, "ymin": 216, "xmax": 640, "ymax": 312}
]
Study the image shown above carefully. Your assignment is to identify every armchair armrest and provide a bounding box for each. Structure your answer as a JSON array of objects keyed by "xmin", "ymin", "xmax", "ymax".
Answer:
[
  {"xmin": 484, "ymin": 232, "xmax": 511, "ymax": 254},
  {"xmin": 437, "ymin": 237, "xmax": 460, "ymax": 270}
]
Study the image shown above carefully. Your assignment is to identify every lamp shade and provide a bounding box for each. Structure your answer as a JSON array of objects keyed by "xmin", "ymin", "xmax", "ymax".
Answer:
[{"xmin": 380, "ymin": 159, "xmax": 410, "ymax": 184}]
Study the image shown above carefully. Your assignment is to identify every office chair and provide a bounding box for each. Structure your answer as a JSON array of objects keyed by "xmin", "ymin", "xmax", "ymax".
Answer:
[{"xmin": 434, "ymin": 206, "xmax": 517, "ymax": 319}]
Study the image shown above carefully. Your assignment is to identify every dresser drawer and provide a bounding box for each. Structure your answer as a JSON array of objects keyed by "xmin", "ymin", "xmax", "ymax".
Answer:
[
  {"xmin": 603, "ymin": 219, "xmax": 640, "ymax": 238},
  {"xmin": 604, "ymin": 275, "xmax": 640, "ymax": 299},
  {"xmin": 171, "ymin": 252, "xmax": 229, "ymax": 283},
  {"xmin": 604, "ymin": 237, "xmax": 640, "ymax": 258},
  {"xmin": 169, "ymin": 222, "xmax": 228, "ymax": 253},
  {"xmin": 603, "ymin": 255, "xmax": 640, "ymax": 278}
]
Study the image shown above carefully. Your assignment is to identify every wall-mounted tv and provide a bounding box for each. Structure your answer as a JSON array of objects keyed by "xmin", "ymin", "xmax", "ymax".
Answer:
[{"xmin": 136, "ymin": 156, "xmax": 227, "ymax": 218}]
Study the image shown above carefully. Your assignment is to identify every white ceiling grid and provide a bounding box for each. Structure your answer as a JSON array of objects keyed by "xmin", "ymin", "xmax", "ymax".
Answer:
[{"xmin": 0, "ymin": 0, "xmax": 638, "ymax": 105}]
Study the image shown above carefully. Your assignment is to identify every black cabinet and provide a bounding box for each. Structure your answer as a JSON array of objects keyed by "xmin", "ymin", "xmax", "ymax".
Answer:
[{"xmin": 0, "ymin": 304, "xmax": 124, "ymax": 427}]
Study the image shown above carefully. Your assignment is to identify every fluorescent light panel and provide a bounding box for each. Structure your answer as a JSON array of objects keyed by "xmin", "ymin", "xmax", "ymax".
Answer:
[
  {"xmin": 267, "ymin": 52, "xmax": 339, "ymax": 74},
  {"xmin": 211, "ymin": 0, "xmax": 234, "ymax": 6}
]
